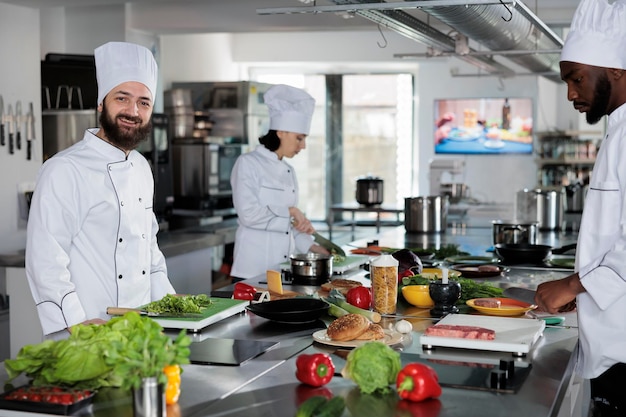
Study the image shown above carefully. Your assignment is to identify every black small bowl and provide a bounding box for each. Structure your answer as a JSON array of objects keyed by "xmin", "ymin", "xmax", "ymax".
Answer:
[{"xmin": 246, "ymin": 298, "xmax": 329, "ymax": 323}]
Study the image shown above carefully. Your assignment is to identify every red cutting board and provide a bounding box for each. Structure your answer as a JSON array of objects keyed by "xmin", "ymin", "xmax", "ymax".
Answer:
[{"xmin": 419, "ymin": 314, "xmax": 545, "ymax": 354}]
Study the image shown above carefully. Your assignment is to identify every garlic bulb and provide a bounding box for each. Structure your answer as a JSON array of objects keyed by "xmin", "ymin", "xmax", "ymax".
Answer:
[{"xmin": 395, "ymin": 319, "xmax": 412, "ymax": 334}]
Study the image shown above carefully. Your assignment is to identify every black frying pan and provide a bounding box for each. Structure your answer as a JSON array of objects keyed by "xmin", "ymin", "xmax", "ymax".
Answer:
[{"xmin": 494, "ymin": 243, "xmax": 576, "ymax": 265}]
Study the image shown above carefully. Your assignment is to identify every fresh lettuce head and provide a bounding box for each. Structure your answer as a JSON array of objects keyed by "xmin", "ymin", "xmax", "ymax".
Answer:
[{"xmin": 341, "ymin": 341, "xmax": 401, "ymax": 394}]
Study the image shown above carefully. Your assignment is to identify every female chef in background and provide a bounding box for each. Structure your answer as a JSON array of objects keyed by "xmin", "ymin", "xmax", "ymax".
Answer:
[{"xmin": 230, "ymin": 84, "xmax": 329, "ymax": 279}]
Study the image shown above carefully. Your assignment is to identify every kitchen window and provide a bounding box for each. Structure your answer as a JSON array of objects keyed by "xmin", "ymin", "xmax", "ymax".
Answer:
[{"xmin": 255, "ymin": 72, "xmax": 414, "ymax": 224}]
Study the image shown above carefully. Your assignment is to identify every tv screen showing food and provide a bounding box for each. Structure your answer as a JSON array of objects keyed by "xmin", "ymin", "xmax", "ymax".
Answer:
[{"xmin": 434, "ymin": 97, "xmax": 533, "ymax": 155}]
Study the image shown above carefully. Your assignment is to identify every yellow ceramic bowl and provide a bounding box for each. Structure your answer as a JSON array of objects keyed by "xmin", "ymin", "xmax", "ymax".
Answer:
[{"xmin": 402, "ymin": 285, "xmax": 435, "ymax": 309}]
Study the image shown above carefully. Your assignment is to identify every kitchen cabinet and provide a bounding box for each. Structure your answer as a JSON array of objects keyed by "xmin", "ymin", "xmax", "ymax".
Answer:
[{"xmin": 536, "ymin": 131, "xmax": 601, "ymax": 187}]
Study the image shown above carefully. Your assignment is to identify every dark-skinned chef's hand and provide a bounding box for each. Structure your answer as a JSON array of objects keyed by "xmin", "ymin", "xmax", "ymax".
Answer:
[{"xmin": 535, "ymin": 273, "xmax": 584, "ymax": 314}]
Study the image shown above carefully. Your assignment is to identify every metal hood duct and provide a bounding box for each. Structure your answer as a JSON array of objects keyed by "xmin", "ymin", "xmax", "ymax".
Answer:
[
  {"xmin": 423, "ymin": 1, "xmax": 563, "ymax": 77},
  {"xmin": 257, "ymin": 1, "xmax": 564, "ymax": 80}
]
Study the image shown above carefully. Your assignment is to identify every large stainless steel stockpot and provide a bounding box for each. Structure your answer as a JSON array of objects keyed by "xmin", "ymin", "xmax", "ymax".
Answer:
[
  {"xmin": 492, "ymin": 220, "xmax": 539, "ymax": 245},
  {"xmin": 404, "ymin": 195, "xmax": 449, "ymax": 233},
  {"xmin": 290, "ymin": 253, "xmax": 333, "ymax": 285}
]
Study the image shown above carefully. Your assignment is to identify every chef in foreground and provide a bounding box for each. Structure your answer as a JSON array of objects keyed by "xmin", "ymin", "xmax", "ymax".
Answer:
[
  {"xmin": 26, "ymin": 41, "xmax": 176, "ymax": 339},
  {"xmin": 230, "ymin": 84, "xmax": 329, "ymax": 280},
  {"xmin": 535, "ymin": 0, "xmax": 626, "ymax": 415}
]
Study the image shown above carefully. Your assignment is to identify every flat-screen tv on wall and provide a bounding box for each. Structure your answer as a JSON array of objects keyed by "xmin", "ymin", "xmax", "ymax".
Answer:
[{"xmin": 434, "ymin": 97, "xmax": 533, "ymax": 155}]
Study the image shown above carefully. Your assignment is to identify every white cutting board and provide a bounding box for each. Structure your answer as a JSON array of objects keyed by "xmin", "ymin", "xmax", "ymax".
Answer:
[{"xmin": 419, "ymin": 314, "xmax": 546, "ymax": 354}]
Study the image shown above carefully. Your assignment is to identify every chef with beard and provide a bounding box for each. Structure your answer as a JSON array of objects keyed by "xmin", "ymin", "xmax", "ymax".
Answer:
[
  {"xmin": 534, "ymin": 0, "xmax": 626, "ymax": 415},
  {"xmin": 25, "ymin": 41, "xmax": 176, "ymax": 339}
]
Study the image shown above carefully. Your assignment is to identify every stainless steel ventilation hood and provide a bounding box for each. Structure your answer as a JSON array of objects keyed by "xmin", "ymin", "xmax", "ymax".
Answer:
[{"xmin": 257, "ymin": 0, "xmax": 564, "ymax": 81}]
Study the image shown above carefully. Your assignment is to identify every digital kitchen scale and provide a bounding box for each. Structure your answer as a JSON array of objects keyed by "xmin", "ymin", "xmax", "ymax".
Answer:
[{"xmin": 188, "ymin": 337, "xmax": 279, "ymax": 366}]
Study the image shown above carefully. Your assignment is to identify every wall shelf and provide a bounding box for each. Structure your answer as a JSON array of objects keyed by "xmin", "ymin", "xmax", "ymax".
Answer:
[{"xmin": 535, "ymin": 131, "xmax": 601, "ymax": 186}]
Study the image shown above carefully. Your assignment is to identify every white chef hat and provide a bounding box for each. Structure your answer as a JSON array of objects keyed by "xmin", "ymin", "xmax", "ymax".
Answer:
[
  {"xmin": 560, "ymin": 0, "xmax": 626, "ymax": 70},
  {"xmin": 95, "ymin": 42, "xmax": 158, "ymax": 107},
  {"xmin": 264, "ymin": 84, "xmax": 315, "ymax": 135}
]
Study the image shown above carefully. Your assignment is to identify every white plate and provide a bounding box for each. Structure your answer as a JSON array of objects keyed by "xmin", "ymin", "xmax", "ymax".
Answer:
[{"xmin": 312, "ymin": 329, "xmax": 404, "ymax": 348}]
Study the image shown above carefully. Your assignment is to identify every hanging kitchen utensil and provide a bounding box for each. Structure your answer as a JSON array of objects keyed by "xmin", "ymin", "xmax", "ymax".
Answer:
[
  {"xmin": 7, "ymin": 104, "xmax": 14, "ymax": 154},
  {"xmin": 26, "ymin": 102, "xmax": 35, "ymax": 161},
  {"xmin": 15, "ymin": 101, "xmax": 22, "ymax": 151},
  {"xmin": 0, "ymin": 95, "xmax": 5, "ymax": 146}
]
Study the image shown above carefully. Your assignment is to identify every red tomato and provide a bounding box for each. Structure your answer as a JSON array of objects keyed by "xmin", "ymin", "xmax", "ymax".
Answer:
[{"xmin": 346, "ymin": 286, "xmax": 372, "ymax": 309}]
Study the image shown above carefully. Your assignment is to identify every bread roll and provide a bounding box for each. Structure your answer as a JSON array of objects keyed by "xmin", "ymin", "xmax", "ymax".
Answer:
[
  {"xmin": 354, "ymin": 323, "xmax": 385, "ymax": 340},
  {"xmin": 326, "ymin": 313, "xmax": 370, "ymax": 341}
]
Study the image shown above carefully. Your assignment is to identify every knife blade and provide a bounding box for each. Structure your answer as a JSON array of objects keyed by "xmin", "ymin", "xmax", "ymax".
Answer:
[
  {"xmin": 15, "ymin": 100, "xmax": 22, "ymax": 151},
  {"xmin": 7, "ymin": 104, "xmax": 13, "ymax": 154},
  {"xmin": 106, "ymin": 306, "xmax": 203, "ymax": 318},
  {"xmin": 313, "ymin": 232, "xmax": 346, "ymax": 256},
  {"xmin": 0, "ymin": 95, "xmax": 5, "ymax": 146},
  {"xmin": 26, "ymin": 102, "xmax": 35, "ymax": 160},
  {"xmin": 503, "ymin": 287, "xmax": 536, "ymax": 305}
]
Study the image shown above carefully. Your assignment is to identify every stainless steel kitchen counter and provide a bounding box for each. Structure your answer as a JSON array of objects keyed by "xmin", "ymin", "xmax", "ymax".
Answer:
[{"xmin": 0, "ymin": 225, "xmax": 586, "ymax": 417}]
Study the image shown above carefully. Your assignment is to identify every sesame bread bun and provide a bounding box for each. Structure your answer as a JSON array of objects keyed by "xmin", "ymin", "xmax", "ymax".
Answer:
[
  {"xmin": 320, "ymin": 279, "xmax": 363, "ymax": 295},
  {"xmin": 326, "ymin": 313, "xmax": 370, "ymax": 341},
  {"xmin": 354, "ymin": 323, "xmax": 385, "ymax": 340}
]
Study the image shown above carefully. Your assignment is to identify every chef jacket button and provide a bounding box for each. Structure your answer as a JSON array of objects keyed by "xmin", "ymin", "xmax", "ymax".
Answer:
[
  {"xmin": 108, "ymin": 166, "xmax": 112, "ymax": 171},
  {"xmin": 141, "ymin": 234, "xmax": 146, "ymax": 239},
  {"xmin": 119, "ymin": 238, "xmax": 123, "ymax": 243},
  {"xmin": 142, "ymin": 270, "xmax": 146, "ymax": 275},
  {"xmin": 120, "ymin": 201, "xmax": 124, "ymax": 206},
  {"xmin": 118, "ymin": 274, "xmax": 123, "ymax": 279},
  {"xmin": 138, "ymin": 197, "xmax": 142, "ymax": 202}
]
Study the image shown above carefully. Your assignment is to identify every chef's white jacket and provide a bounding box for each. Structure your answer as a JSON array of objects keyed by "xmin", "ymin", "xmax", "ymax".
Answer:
[
  {"xmin": 230, "ymin": 145, "xmax": 314, "ymax": 278},
  {"xmin": 26, "ymin": 130, "xmax": 175, "ymax": 335},
  {"xmin": 576, "ymin": 103, "xmax": 626, "ymax": 378}
]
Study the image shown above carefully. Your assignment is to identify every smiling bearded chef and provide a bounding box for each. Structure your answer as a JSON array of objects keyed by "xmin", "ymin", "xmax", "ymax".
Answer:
[
  {"xmin": 534, "ymin": 0, "xmax": 626, "ymax": 415},
  {"xmin": 25, "ymin": 42, "xmax": 176, "ymax": 338},
  {"xmin": 230, "ymin": 84, "xmax": 329, "ymax": 279}
]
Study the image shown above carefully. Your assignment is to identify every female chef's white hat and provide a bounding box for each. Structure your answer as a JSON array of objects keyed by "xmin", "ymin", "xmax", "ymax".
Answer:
[
  {"xmin": 264, "ymin": 84, "xmax": 315, "ymax": 135},
  {"xmin": 94, "ymin": 42, "xmax": 158, "ymax": 107},
  {"xmin": 560, "ymin": 0, "xmax": 626, "ymax": 70}
]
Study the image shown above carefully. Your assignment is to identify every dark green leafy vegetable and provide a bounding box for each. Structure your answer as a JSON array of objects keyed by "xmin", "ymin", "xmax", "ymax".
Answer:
[
  {"xmin": 143, "ymin": 294, "xmax": 212, "ymax": 314},
  {"xmin": 5, "ymin": 312, "xmax": 191, "ymax": 391},
  {"xmin": 428, "ymin": 244, "xmax": 469, "ymax": 260},
  {"xmin": 341, "ymin": 342, "xmax": 401, "ymax": 394}
]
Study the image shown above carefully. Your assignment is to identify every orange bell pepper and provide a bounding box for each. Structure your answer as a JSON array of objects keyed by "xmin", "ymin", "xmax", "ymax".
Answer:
[{"xmin": 163, "ymin": 365, "xmax": 181, "ymax": 405}]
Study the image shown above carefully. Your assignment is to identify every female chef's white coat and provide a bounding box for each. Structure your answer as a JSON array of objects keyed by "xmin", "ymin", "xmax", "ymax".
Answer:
[
  {"xmin": 575, "ymin": 103, "xmax": 626, "ymax": 379},
  {"xmin": 26, "ymin": 130, "xmax": 175, "ymax": 336},
  {"xmin": 230, "ymin": 145, "xmax": 314, "ymax": 278}
]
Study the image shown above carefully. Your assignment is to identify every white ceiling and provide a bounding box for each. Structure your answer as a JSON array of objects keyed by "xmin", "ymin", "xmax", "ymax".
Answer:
[{"xmin": 1, "ymin": 0, "xmax": 578, "ymax": 35}]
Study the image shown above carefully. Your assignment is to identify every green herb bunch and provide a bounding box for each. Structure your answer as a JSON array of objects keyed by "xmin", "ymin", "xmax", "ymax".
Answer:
[
  {"xmin": 5, "ymin": 312, "xmax": 191, "ymax": 391},
  {"xmin": 144, "ymin": 293, "xmax": 212, "ymax": 314}
]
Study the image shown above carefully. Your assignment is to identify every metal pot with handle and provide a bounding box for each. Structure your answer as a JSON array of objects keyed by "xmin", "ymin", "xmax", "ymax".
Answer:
[
  {"xmin": 356, "ymin": 176, "xmax": 384, "ymax": 206},
  {"xmin": 290, "ymin": 253, "xmax": 333, "ymax": 285},
  {"xmin": 492, "ymin": 220, "xmax": 539, "ymax": 245}
]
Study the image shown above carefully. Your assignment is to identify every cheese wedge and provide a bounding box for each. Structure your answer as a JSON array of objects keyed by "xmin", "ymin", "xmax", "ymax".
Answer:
[{"xmin": 266, "ymin": 270, "xmax": 284, "ymax": 295}]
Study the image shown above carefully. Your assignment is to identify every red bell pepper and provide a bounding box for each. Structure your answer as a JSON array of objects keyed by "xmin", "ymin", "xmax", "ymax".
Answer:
[
  {"xmin": 296, "ymin": 353, "xmax": 335, "ymax": 387},
  {"xmin": 233, "ymin": 282, "xmax": 256, "ymax": 301},
  {"xmin": 346, "ymin": 286, "xmax": 372, "ymax": 309},
  {"xmin": 396, "ymin": 363, "xmax": 442, "ymax": 402}
]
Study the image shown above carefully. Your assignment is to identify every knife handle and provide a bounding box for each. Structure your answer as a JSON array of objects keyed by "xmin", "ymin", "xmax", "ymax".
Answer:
[
  {"xmin": 8, "ymin": 133, "xmax": 13, "ymax": 154},
  {"xmin": 16, "ymin": 132, "xmax": 21, "ymax": 150},
  {"xmin": 0, "ymin": 125, "xmax": 4, "ymax": 146},
  {"xmin": 107, "ymin": 307, "xmax": 143, "ymax": 316},
  {"xmin": 27, "ymin": 140, "xmax": 31, "ymax": 160}
]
